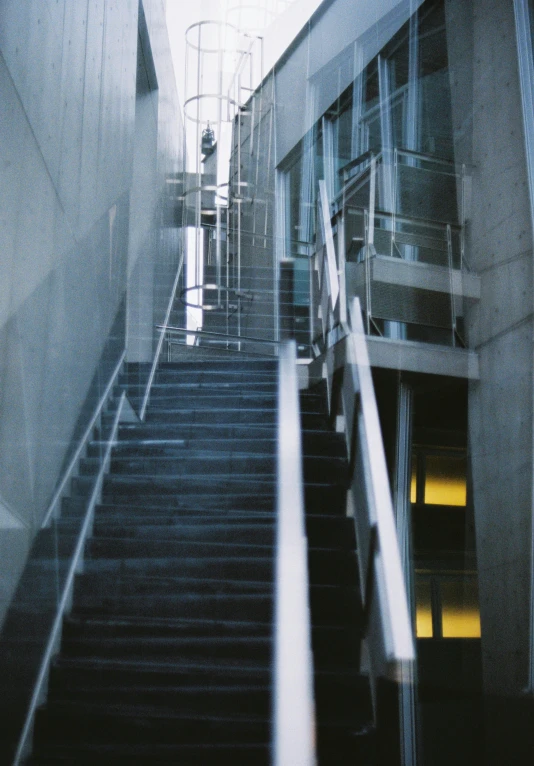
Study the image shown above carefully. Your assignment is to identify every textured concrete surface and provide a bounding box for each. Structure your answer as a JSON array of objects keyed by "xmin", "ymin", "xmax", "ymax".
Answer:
[
  {"xmin": 458, "ymin": 0, "xmax": 534, "ymax": 701},
  {"xmin": 0, "ymin": 0, "xmax": 184, "ymax": 626}
]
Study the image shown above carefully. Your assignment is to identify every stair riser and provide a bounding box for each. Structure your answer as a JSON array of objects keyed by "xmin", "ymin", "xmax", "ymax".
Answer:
[
  {"xmin": 103, "ymin": 456, "xmax": 276, "ymax": 477},
  {"xmin": 33, "ymin": 709, "xmax": 270, "ymax": 747},
  {"xmin": 81, "ymin": 556, "xmax": 273, "ymax": 581},
  {"xmin": 47, "ymin": 680, "xmax": 271, "ymax": 716},
  {"xmin": 60, "ymin": 637, "xmax": 271, "ymax": 664},
  {"xmin": 73, "ymin": 594, "xmax": 273, "ymax": 622},
  {"xmin": 74, "ymin": 572, "xmax": 273, "ymax": 597},
  {"xmin": 86, "ymin": 539, "xmax": 274, "ymax": 560}
]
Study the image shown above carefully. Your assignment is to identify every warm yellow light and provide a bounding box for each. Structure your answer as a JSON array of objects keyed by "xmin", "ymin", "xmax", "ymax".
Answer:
[
  {"xmin": 441, "ymin": 581, "xmax": 481, "ymax": 638},
  {"xmin": 416, "ymin": 605, "xmax": 433, "ymax": 638},
  {"xmin": 410, "ymin": 458, "xmax": 417, "ymax": 503},
  {"xmin": 424, "ymin": 455, "xmax": 466, "ymax": 506},
  {"xmin": 441, "ymin": 607, "xmax": 481, "ymax": 638},
  {"xmin": 415, "ymin": 578, "xmax": 433, "ymax": 638}
]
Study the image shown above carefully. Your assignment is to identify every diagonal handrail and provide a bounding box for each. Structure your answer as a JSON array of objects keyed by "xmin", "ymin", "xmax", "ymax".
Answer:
[
  {"xmin": 140, "ymin": 252, "xmax": 185, "ymax": 421},
  {"xmin": 13, "ymin": 392, "xmax": 127, "ymax": 765},
  {"xmin": 345, "ymin": 298, "xmax": 414, "ymax": 674},
  {"xmin": 273, "ymin": 340, "xmax": 316, "ymax": 766}
]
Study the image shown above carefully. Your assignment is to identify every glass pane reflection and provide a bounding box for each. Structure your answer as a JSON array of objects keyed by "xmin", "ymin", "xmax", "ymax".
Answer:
[
  {"xmin": 441, "ymin": 580, "xmax": 481, "ymax": 638},
  {"xmin": 424, "ymin": 454, "xmax": 467, "ymax": 506},
  {"xmin": 415, "ymin": 577, "xmax": 433, "ymax": 637}
]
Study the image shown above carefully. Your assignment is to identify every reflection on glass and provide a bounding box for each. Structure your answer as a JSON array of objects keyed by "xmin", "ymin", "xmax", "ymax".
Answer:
[
  {"xmin": 441, "ymin": 580, "xmax": 481, "ymax": 638},
  {"xmin": 424, "ymin": 454, "xmax": 466, "ymax": 506},
  {"xmin": 410, "ymin": 455, "xmax": 417, "ymax": 503},
  {"xmin": 415, "ymin": 578, "xmax": 433, "ymax": 637}
]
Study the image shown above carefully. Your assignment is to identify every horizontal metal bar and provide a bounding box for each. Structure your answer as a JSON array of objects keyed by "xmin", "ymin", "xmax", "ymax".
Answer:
[
  {"xmin": 166, "ymin": 339, "xmax": 279, "ymax": 359},
  {"xmin": 339, "ymin": 149, "xmax": 378, "ymax": 177},
  {"xmin": 157, "ymin": 324, "xmax": 283, "ymax": 346},
  {"xmin": 344, "ymin": 205, "xmax": 462, "ymax": 233},
  {"xmin": 395, "ymin": 147, "xmax": 457, "ymax": 168}
]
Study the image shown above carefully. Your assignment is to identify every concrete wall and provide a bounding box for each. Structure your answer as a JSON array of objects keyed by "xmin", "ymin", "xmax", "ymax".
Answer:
[
  {"xmin": 0, "ymin": 0, "xmax": 183, "ymax": 625},
  {"xmin": 462, "ymin": 0, "xmax": 533, "ymax": 701}
]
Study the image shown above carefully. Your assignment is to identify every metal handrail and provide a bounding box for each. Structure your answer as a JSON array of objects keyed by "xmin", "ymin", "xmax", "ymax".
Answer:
[
  {"xmin": 13, "ymin": 392, "xmax": 127, "ymax": 765},
  {"xmin": 273, "ymin": 340, "xmax": 315, "ymax": 766},
  {"xmin": 313, "ymin": 296, "xmax": 415, "ymax": 672},
  {"xmin": 344, "ymin": 205, "xmax": 463, "ymax": 236},
  {"xmin": 40, "ymin": 350, "xmax": 126, "ymax": 529},
  {"xmin": 157, "ymin": 324, "xmax": 283, "ymax": 347},
  {"xmin": 344, "ymin": 298, "xmax": 414, "ymax": 676},
  {"xmin": 140, "ymin": 252, "xmax": 185, "ymax": 421}
]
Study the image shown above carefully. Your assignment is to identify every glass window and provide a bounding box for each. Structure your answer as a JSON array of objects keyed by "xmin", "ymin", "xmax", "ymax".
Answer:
[
  {"xmin": 415, "ymin": 577, "xmax": 433, "ymax": 637},
  {"xmin": 410, "ymin": 454, "xmax": 418, "ymax": 503},
  {"xmin": 441, "ymin": 580, "xmax": 481, "ymax": 638},
  {"xmin": 424, "ymin": 454, "xmax": 467, "ymax": 506}
]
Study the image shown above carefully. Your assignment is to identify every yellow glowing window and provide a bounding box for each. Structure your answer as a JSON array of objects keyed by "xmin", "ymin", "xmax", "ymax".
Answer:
[
  {"xmin": 424, "ymin": 455, "xmax": 466, "ymax": 506},
  {"xmin": 410, "ymin": 457, "xmax": 417, "ymax": 503},
  {"xmin": 415, "ymin": 578, "xmax": 433, "ymax": 638},
  {"xmin": 441, "ymin": 581, "xmax": 481, "ymax": 638}
]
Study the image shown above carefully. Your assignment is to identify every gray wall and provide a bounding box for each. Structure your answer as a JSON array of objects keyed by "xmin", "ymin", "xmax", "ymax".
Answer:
[
  {"xmin": 0, "ymin": 0, "xmax": 183, "ymax": 625},
  {"xmin": 460, "ymin": 0, "xmax": 534, "ymax": 701}
]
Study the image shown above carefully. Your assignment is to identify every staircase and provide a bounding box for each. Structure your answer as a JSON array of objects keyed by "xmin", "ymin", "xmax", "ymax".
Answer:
[
  {"xmin": 27, "ymin": 358, "xmax": 374, "ymax": 764},
  {"xmin": 301, "ymin": 382, "xmax": 375, "ymax": 764}
]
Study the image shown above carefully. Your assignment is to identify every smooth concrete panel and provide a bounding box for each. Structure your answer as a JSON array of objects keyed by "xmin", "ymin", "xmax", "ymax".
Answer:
[
  {"xmin": 468, "ymin": 250, "xmax": 532, "ymax": 348},
  {"xmin": 445, "ymin": 0, "xmax": 474, "ymax": 165},
  {"xmin": 0, "ymin": 0, "xmax": 65, "ymax": 189},
  {"xmin": 0, "ymin": 194, "xmax": 130, "ymax": 529},
  {"xmin": 434, "ymin": 0, "xmax": 534, "ymax": 696},
  {"xmin": 467, "ymin": 0, "xmax": 534, "ymax": 700},
  {"xmin": 0, "ymin": 1, "xmax": 138, "ymax": 241},
  {"xmin": 0, "ymin": 53, "xmax": 76, "ymax": 328},
  {"xmin": 0, "ymin": 0, "xmax": 183, "ymax": 637},
  {"xmin": 127, "ymin": 247, "xmax": 156, "ymax": 362},
  {"xmin": 56, "ymin": 1, "xmax": 89, "ymax": 226},
  {"xmin": 78, "ymin": 0, "xmax": 107, "ymax": 236},
  {"xmin": 469, "ymin": 322, "xmax": 533, "ymax": 696},
  {"xmin": 126, "ymin": 52, "xmax": 159, "ymax": 362},
  {"xmin": 97, "ymin": 0, "xmax": 138, "ymax": 215},
  {"xmin": 0, "ymin": 528, "xmax": 32, "ymax": 636}
]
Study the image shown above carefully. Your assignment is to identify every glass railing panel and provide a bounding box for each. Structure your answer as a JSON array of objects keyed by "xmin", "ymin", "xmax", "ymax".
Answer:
[{"xmin": 396, "ymin": 161, "xmax": 460, "ymax": 224}]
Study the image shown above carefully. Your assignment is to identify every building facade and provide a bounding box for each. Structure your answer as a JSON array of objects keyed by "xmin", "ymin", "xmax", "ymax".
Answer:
[
  {"xmin": 222, "ymin": 0, "xmax": 534, "ymax": 761},
  {"xmin": 1, "ymin": 0, "xmax": 534, "ymax": 763}
]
